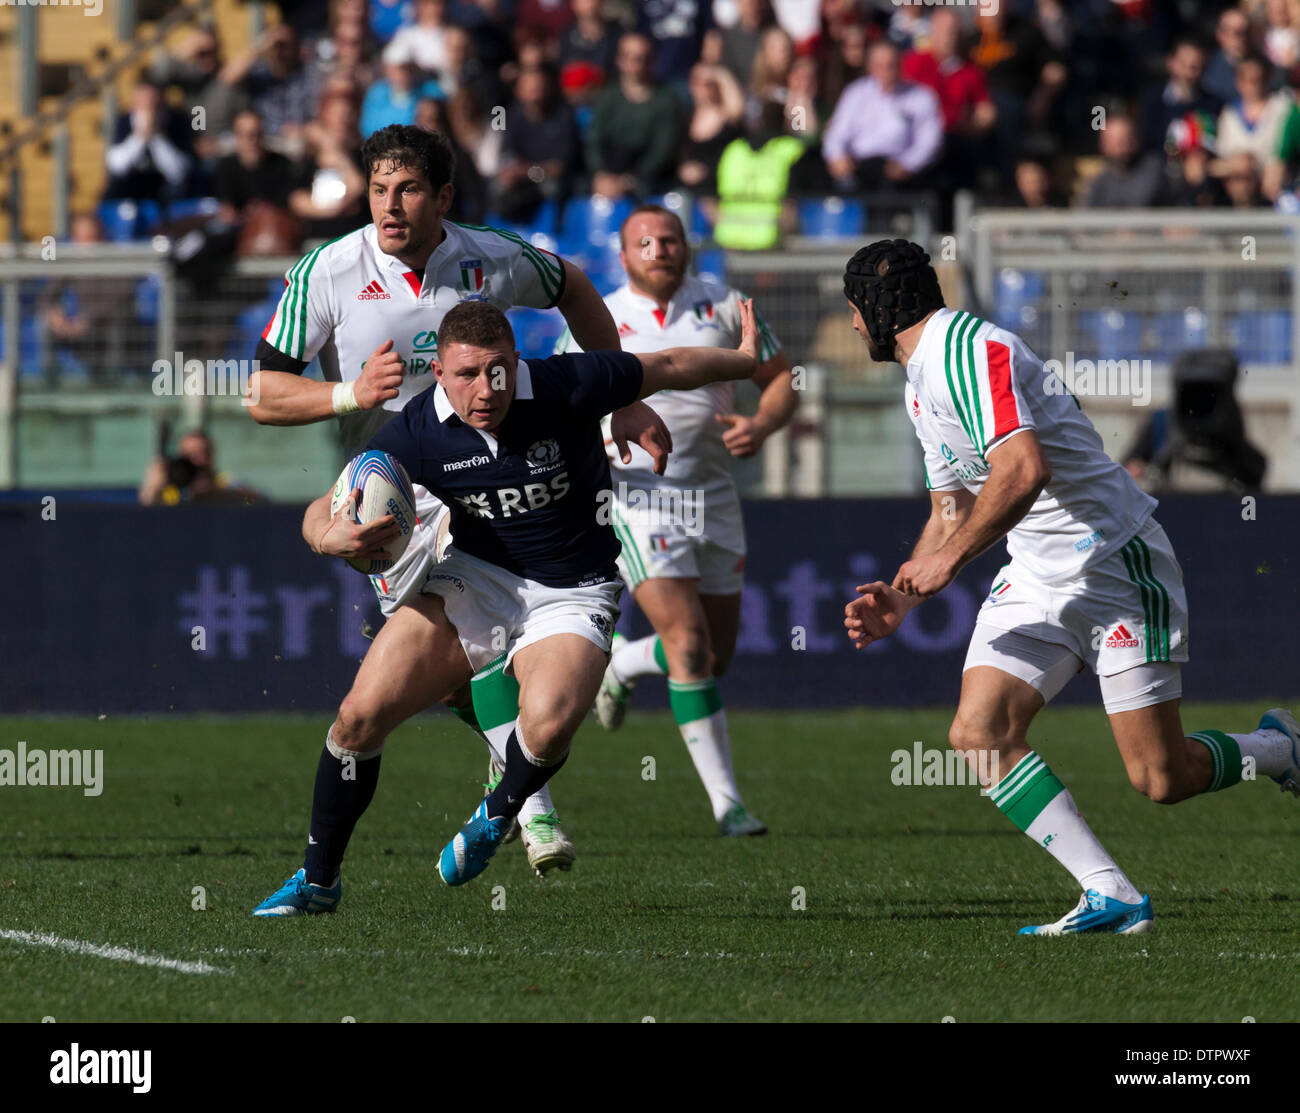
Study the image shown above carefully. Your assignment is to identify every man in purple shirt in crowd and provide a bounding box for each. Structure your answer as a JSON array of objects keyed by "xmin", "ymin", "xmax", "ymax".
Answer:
[{"xmin": 822, "ymin": 40, "xmax": 944, "ymax": 192}]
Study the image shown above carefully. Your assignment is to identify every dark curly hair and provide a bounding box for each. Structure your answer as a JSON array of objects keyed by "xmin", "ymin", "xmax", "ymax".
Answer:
[{"xmin": 360, "ymin": 124, "xmax": 457, "ymax": 191}]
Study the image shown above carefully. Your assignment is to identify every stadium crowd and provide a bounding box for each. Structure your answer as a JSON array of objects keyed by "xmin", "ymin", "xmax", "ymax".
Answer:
[{"xmin": 96, "ymin": 0, "xmax": 1300, "ymax": 255}]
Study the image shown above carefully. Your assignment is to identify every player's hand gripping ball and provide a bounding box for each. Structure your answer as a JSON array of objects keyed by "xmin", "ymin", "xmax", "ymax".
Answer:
[{"xmin": 329, "ymin": 450, "xmax": 418, "ymax": 573}]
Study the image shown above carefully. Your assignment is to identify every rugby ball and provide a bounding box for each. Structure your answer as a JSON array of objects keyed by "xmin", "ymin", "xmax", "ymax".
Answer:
[{"xmin": 330, "ymin": 450, "xmax": 417, "ymax": 574}]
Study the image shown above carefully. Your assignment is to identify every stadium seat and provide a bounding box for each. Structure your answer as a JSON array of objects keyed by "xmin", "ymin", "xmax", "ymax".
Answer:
[
  {"xmin": 134, "ymin": 274, "xmax": 161, "ymax": 326},
  {"xmin": 485, "ymin": 198, "xmax": 560, "ymax": 241},
  {"xmin": 1228, "ymin": 310, "xmax": 1293, "ymax": 364},
  {"xmin": 1148, "ymin": 308, "xmax": 1209, "ymax": 356},
  {"xmin": 224, "ymin": 278, "xmax": 286, "ymax": 364},
  {"xmin": 97, "ymin": 199, "xmax": 162, "ymax": 242},
  {"xmin": 1, "ymin": 315, "xmax": 46, "ymax": 377},
  {"xmin": 165, "ymin": 197, "xmax": 221, "ymax": 222},
  {"xmin": 693, "ymin": 248, "xmax": 726, "ymax": 284},
  {"xmin": 508, "ymin": 307, "xmax": 566, "ymax": 357},
  {"xmin": 1078, "ymin": 309, "xmax": 1142, "ymax": 362},
  {"xmin": 559, "ymin": 195, "xmax": 634, "ymax": 253},
  {"xmin": 647, "ymin": 191, "xmax": 711, "ymax": 237},
  {"xmin": 993, "ymin": 268, "xmax": 1047, "ymax": 330},
  {"xmin": 797, "ymin": 197, "xmax": 865, "ymax": 240}
]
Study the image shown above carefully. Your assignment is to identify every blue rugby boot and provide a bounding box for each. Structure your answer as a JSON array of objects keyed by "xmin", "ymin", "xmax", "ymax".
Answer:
[
  {"xmin": 1259, "ymin": 708, "xmax": 1300, "ymax": 796},
  {"xmin": 1018, "ymin": 889, "xmax": 1154, "ymax": 936},
  {"xmin": 252, "ymin": 868, "xmax": 341, "ymax": 917},
  {"xmin": 439, "ymin": 800, "xmax": 510, "ymax": 886}
]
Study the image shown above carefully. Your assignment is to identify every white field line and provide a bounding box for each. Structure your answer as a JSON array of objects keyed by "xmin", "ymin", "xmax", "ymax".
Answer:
[{"xmin": 0, "ymin": 929, "xmax": 231, "ymax": 976}]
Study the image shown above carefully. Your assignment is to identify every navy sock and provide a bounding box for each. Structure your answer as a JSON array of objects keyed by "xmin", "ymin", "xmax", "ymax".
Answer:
[
  {"xmin": 303, "ymin": 743, "xmax": 382, "ymax": 885},
  {"xmin": 483, "ymin": 729, "xmax": 566, "ymax": 820}
]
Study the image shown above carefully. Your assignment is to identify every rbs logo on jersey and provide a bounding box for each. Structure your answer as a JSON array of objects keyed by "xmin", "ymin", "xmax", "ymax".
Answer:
[
  {"xmin": 455, "ymin": 437, "xmax": 570, "ymax": 519},
  {"xmin": 455, "ymin": 473, "xmax": 571, "ymax": 519}
]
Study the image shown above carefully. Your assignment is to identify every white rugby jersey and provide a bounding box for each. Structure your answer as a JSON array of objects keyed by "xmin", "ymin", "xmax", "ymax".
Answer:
[
  {"xmin": 262, "ymin": 220, "xmax": 565, "ymax": 465},
  {"xmin": 554, "ymin": 275, "xmax": 782, "ymax": 490},
  {"xmin": 906, "ymin": 307, "xmax": 1157, "ymax": 582}
]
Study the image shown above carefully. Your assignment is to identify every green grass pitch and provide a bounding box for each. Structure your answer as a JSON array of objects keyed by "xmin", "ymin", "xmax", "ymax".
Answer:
[{"xmin": 0, "ymin": 704, "xmax": 1296, "ymax": 1022}]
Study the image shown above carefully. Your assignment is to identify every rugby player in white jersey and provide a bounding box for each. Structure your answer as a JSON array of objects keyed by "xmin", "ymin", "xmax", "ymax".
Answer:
[
  {"xmin": 841, "ymin": 239, "xmax": 1300, "ymax": 935},
  {"xmin": 557, "ymin": 204, "xmax": 797, "ymax": 836},
  {"xmin": 246, "ymin": 125, "xmax": 670, "ymax": 914}
]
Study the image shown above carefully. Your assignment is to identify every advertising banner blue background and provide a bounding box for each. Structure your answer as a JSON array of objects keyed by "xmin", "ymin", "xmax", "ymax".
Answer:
[{"xmin": 3, "ymin": 495, "xmax": 1295, "ymax": 713}]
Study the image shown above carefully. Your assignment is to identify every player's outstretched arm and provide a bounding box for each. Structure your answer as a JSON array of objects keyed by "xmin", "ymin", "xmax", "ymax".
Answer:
[
  {"xmin": 247, "ymin": 340, "xmax": 405, "ymax": 426},
  {"xmin": 894, "ymin": 432, "xmax": 1049, "ymax": 598},
  {"xmin": 636, "ymin": 297, "xmax": 760, "ymax": 398},
  {"xmin": 555, "ymin": 260, "xmax": 621, "ymax": 352},
  {"xmin": 302, "ymin": 489, "xmax": 401, "ymax": 560}
]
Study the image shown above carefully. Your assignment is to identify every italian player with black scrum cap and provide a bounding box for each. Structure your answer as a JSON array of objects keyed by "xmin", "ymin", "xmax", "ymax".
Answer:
[{"xmin": 840, "ymin": 239, "xmax": 1300, "ymax": 935}]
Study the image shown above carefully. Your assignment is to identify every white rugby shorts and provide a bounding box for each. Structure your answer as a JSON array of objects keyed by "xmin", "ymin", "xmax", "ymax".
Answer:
[
  {"xmin": 964, "ymin": 517, "xmax": 1189, "ymax": 713},
  {"xmin": 419, "ymin": 547, "xmax": 622, "ymax": 674},
  {"xmin": 608, "ymin": 480, "xmax": 746, "ymax": 595}
]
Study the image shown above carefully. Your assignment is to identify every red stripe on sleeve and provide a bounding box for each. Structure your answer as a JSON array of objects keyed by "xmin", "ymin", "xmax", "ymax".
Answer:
[{"xmin": 985, "ymin": 340, "xmax": 1020, "ymax": 438}]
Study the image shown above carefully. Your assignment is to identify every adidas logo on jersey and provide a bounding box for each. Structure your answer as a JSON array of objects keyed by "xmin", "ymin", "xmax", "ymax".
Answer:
[
  {"xmin": 357, "ymin": 281, "xmax": 390, "ymax": 301},
  {"xmin": 617, "ymin": 322, "xmax": 636, "ymax": 338},
  {"xmin": 1105, "ymin": 624, "xmax": 1140, "ymax": 649}
]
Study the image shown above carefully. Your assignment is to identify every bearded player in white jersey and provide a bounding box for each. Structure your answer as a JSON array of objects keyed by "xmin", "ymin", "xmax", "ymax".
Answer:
[
  {"xmin": 557, "ymin": 204, "xmax": 798, "ymax": 836},
  {"xmin": 841, "ymin": 239, "xmax": 1300, "ymax": 935},
  {"xmin": 244, "ymin": 125, "xmax": 670, "ymax": 913}
]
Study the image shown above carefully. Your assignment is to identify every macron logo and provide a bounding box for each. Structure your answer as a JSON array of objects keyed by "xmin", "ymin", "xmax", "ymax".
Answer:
[
  {"xmin": 1106, "ymin": 624, "xmax": 1140, "ymax": 649},
  {"xmin": 444, "ymin": 454, "xmax": 492, "ymax": 472},
  {"xmin": 357, "ymin": 281, "xmax": 390, "ymax": 301}
]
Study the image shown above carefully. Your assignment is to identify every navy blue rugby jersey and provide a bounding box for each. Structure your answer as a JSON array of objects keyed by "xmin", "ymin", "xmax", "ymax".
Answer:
[{"xmin": 369, "ymin": 350, "xmax": 644, "ymax": 587}]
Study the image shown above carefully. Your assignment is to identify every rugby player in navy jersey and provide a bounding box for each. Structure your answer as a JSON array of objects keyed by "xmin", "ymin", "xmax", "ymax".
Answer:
[{"xmin": 302, "ymin": 295, "xmax": 763, "ymax": 885}]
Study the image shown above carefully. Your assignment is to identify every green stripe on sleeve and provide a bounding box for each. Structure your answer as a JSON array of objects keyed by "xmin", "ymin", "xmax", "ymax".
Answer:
[
  {"xmin": 274, "ymin": 252, "xmax": 309, "ymax": 354},
  {"xmin": 944, "ymin": 314, "xmax": 980, "ymax": 451},
  {"xmin": 964, "ymin": 314, "xmax": 987, "ymax": 455}
]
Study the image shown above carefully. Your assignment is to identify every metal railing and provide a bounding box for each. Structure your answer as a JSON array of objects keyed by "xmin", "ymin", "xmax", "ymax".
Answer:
[
  {"xmin": 1, "ymin": 0, "xmax": 215, "ymax": 242},
  {"xmin": 960, "ymin": 207, "xmax": 1300, "ymax": 488}
]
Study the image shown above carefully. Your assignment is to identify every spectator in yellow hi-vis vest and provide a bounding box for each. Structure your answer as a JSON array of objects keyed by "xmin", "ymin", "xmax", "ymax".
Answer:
[{"xmin": 713, "ymin": 100, "xmax": 807, "ymax": 251}]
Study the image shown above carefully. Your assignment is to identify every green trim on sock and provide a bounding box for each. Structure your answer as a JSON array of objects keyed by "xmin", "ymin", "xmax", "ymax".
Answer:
[
  {"xmin": 1189, "ymin": 729, "xmax": 1243, "ymax": 792},
  {"xmin": 990, "ymin": 751, "xmax": 1065, "ymax": 833},
  {"xmin": 652, "ymin": 637, "xmax": 669, "ymax": 675},
  {"xmin": 667, "ymin": 677, "xmax": 723, "ymax": 724},
  {"xmin": 470, "ymin": 654, "xmax": 520, "ymax": 732}
]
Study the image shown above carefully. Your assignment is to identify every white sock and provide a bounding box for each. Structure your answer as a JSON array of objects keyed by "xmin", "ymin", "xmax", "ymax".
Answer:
[
  {"xmin": 991, "ymin": 751, "xmax": 1141, "ymax": 903},
  {"xmin": 1230, "ymin": 728, "xmax": 1293, "ymax": 778},
  {"xmin": 611, "ymin": 634, "xmax": 668, "ymax": 685},
  {"xmin": 668, "ymin": 673, "xmax": 744, "ymax": 820}
]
